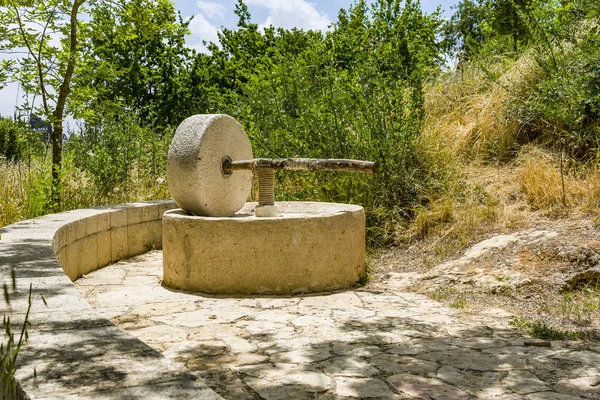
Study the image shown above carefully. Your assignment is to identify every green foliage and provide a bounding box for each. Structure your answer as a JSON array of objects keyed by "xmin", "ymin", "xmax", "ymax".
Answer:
[
  {"xmin": 510, "ymin": 318, "xmax": 579, "ymax": 340},
  {"xmin": 73, "ymin": 0, "xmax": 192, "ymax": 128},
  {"xmin": 508, "ymin": 1, "xmax": 600, "ymax": 160},
  {"xmin": 1, "ymin": 277, "xmax": 33, "ymax": 399},
  {"xmin": 488, "ymin": 0, "xmax": 533, "ymax": 53},
  {"xmin": 0, "ymin": 0, "xmax": 85, "ymax": 120},
  {"xmin": 444, "ymin": 0, "xmax": 600, "ymax": 162},
  {"xmin": 236, "ymin": 0, "xmax": 444, "ymax": 244},
  {"xmin": 444, "ymin": 0, "xmax": 488, "ymax": 60},
  {"xmin": 0, "ymin": 0, "xmax": 86, "ymax": 206},
  {"xmin": 0, "ymin": 119, "xmax": 23, "ymax": 162},
  {"xmin": 445, "ymin": 0, "xmax": 537, "ymax": 59},
  {"xmin": 67, "ymin": 112, "xmax": 172, "ymax": 196}
]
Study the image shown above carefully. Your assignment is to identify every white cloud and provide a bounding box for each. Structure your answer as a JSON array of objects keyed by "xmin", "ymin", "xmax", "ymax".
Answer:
[
  {"xmin": 196, "ymin": 1, "xmax": 226, "ymax": 20},
  {"xmin": 246, "ymin": 0, "xmax": 331, "ymax": 32},
  {"xmin": 187, "ymin": 13, "xmax": 220, "ymax": 54}
]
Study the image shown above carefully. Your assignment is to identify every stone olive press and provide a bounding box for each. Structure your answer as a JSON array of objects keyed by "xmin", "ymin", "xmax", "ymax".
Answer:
[{"xmin": 162, "ymin": 114, "xmax": 376, "ymax": 294}]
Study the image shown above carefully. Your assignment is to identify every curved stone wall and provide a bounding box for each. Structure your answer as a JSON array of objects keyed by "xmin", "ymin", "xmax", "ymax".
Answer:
[{"xmin": 0, "ymin": 200, "xmax": 222, "ymax": 399}]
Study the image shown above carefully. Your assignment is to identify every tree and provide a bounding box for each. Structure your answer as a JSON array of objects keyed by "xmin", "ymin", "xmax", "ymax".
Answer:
[
  {"xmin": 444, "ymin": 0, "xmax": 488, "ymax": 61},
  {"xmin": 0, "ymin": 0, "xmax": 86, "ymax": 205},
  {"xmin": 0, "ymin": 118, "xmax": 22, "ymax": 162},
  {"xmin": 489, "ymin": 0, "xmax": 533, "ymax": 53},
  {"xmin": 72, "ymin": 0, "xmax": 191, "ymax": 128}
]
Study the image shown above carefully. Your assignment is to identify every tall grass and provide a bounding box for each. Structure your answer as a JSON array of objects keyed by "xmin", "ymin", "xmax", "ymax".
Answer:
[
  {"xmin": 519, "ymin": 146, "xmax": 600, "ymax": 216},
  {"xmin": 423, "ymin": 52, "xmax": 541, "ymax": 161},
  {"xmin": 0, "ymin": 155, "xmax": 169, "ymax": 228}
]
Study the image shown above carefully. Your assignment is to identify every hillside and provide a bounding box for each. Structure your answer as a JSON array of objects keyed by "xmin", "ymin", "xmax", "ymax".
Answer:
[{"xmin": 371, "ymin": 45, "xmax": 600, "ymax": 339}]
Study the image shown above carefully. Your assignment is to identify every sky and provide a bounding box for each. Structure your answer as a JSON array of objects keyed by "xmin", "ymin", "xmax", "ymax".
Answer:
[{"xmin": 0, "ymin": 0, "xmax": 459, "ymax": 119}]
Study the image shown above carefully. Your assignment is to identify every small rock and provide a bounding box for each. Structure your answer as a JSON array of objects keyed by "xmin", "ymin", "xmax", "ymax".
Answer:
[{"xmin": 524, "ymin": 340, "xmax": 551, "ymax": 347}]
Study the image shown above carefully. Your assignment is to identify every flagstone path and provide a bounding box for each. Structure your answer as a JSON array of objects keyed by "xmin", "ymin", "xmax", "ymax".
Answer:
[{"xmin": 74, "ymin": 251, "xmax": 600, "ymax": 399}]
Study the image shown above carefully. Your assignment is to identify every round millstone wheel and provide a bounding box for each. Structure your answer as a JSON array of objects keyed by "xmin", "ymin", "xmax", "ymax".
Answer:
[{"xmin": 167, "ymin": 114, "xmax": 253, "ymax": 217}]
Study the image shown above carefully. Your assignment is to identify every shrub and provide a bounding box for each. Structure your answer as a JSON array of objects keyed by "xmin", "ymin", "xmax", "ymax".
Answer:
[
  {"xmin": 0, "ymin": 119, "xmax": 23, "ymax": 162},
  {"xmin": 67, "ymin": 112, "xmax": 172, "ymax": 197},
  {"xmin": 234, "ymin": 0, "xmax": 445, "ymax": 245}
]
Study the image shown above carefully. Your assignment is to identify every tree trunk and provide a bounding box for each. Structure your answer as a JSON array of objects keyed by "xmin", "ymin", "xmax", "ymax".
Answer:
[
  {"xmin": 50, "ymin": 0, "xmax": 85, "ymax": 207},
  {"xmin": 51, "ymin": 122, "xmax": 62, "ymax": 207}
]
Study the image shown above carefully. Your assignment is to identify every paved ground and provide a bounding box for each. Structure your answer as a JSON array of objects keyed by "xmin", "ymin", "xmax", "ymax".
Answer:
[{"xmin": 74, "ymin": 251, "xmax": 600, "ymax": 399}]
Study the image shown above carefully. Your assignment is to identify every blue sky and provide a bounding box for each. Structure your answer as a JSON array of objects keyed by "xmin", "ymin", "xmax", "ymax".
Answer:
[{"xmin": 0, "ymin": 0, "xmax": 459, "ymax": 118}]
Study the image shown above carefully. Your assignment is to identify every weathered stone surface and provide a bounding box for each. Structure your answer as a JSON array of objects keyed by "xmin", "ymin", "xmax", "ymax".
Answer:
[
  {"xmin": 419, "ymin": 349, "xmax": 528, "ymax": 371},
  {"xmin": 36, "ymin": 378, "xmax": 223, "ymax": 400},
  {"xmin": 332, "ymin": 343, "xmax": 381, "ymax": 357},
  {"xmin": 335, "ymin": 377, "xmax": 393, "ymax": 398},
  {"xmin": 238, "ymin": 363, "xmax": 332, "ymax": 400},
  {"xmin": 1, "ymin": 201, "xmax": 222, "ymax": 399},
  {"xmin": 152, "ymin": 307, "xmax": 254, "ymax": 327},
  {"xmin": 564, "ymin": 265, "xmax": 600, "ymax": 290},
  {"xmin": 555, "ymin": 376, "xmax": 600, "ymax": 398},
  {"xmin": 127, "ymin": 324, "xmax": 188, "ymax": 348},
  {"xmin": 196, "ymin": 370, "xmax": 255, "ymax": 400},
  {"xmin": 187, "ymin": 354, "xmax": 261, "ymax": 371},
  {"xmin": 556, "ymin": 350, "xmax": 600, "ymax": 366},
  {"xmin": 167, "ymin": 114, "xmax": 253, "ymax": 217},
  {"xmin": 371, "ymin": 354, "xmax": 438, "ymax": 376},
  {"xmin": 292, "ymin": 314, "xmax": 336, "ymax": 327},
  {"xmin": 527, "ymin": 392, "xmax": 585, "ymax": 400},
  {"xmin": 502, "ymin": 371, "xmax": 551, "ymax": 395},
  {"xmin": 71, "ymin": 249, "xmax": 599, "ymax": 400},
  {"xmin": 162, "ymin": 202, "xmax": 366, "ymax": 295},
  {"xmin": 320, "ymin": 356, "xmax": 380, "ymax": 377},
  {"xmin": 437, "ymin": 365, "xmax": 506, "ymax": 398},
  {"xmin": 270, "ymin": 348, "xmax": 332, "ymax": 364},
  {"xmin": 300, "ymin": 292, "xmax": 362, "ymax": 309},
  {"xmin": 387, "ymin": 373, "xmax": 470, "ymax": 399}
]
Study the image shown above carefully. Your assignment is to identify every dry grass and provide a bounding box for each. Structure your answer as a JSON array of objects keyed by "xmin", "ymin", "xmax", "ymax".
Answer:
[
  {"xmin": 0, "ymin": 161, "xmax": 27, "ymax": 227},
  {"xmin": 424, "ymin": 53, "xmax": 539, "ymax": 161},
  {"xmin": 401, "ymin": 165, "xmax": 531, "ymax": 258},
  {"xmin": 518, "ymin": 146, "xmax": 600, "ymax": 216},
  {"xmin": 409, "ymin": 50, "xmax": 600, "ymax": 258}
]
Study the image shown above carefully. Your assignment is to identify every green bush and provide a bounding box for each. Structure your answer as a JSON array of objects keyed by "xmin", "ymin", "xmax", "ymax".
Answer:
[
  {"xmin": 234, "ymin": 0, "xmax": 444, "ymax": 245},
  {"xmin": 509, "ymin": 3, "xmax": 600, "ymax": 160},
  {"xmin": 0, "ymin": 119, "xmax": 23, "ymax": 162},
  {"xmin": 67, "ymin": 112, "xmax": 172, "ymax": 196}
]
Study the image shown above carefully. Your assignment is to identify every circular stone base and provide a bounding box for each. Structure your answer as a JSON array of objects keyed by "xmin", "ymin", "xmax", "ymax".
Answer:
[{"xmin": 162, "ymin": 202, "xmax": 365, "ymax": 295}]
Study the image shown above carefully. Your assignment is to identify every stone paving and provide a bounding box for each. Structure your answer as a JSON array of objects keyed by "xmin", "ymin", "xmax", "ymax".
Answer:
[{"xmin": 74, "ymin": 251, "xmax": 600, "ymax": 399}]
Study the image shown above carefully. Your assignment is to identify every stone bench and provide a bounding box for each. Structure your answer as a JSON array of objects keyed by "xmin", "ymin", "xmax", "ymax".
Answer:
[{"xmin": 0, "ymin": 200, "xmax": 222, "ymax": 399}]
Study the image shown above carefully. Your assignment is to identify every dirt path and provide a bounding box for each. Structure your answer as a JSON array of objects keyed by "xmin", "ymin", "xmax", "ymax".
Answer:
[{"xmin": 75, "ymin": 251, "xmax": 599, "ymax": 399}]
